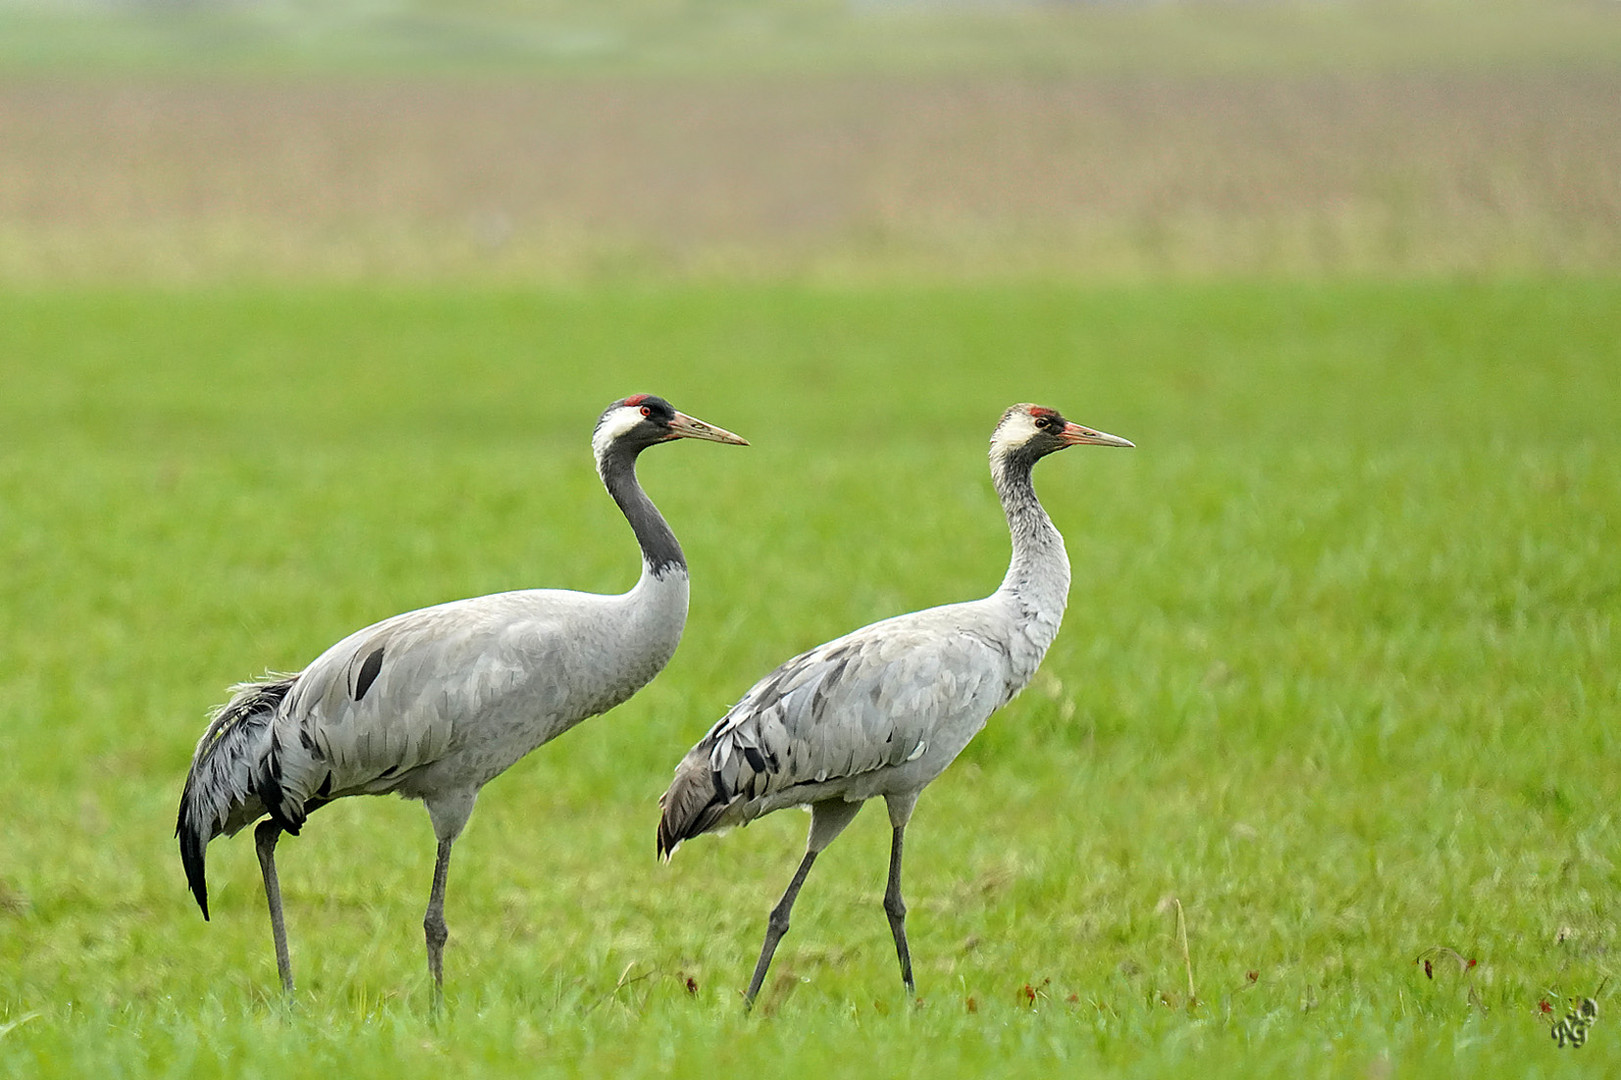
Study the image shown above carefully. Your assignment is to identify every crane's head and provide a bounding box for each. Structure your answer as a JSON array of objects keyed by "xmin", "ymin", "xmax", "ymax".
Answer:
[
  {"xmin": 991, "ymin": 403, "xmax": 1134, "ymax": 461},
  {"xmin": 593, "ymin": 394, "xmax": 749, "ymax": 460}
]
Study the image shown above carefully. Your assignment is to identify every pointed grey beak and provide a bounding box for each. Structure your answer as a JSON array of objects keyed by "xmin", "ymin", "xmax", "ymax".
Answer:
[
  {"xmin": 1059, "ymin": 421, "xmax": 1134, "ymax": 448},
  {"xmin": 666, "ymin": 411, "xmax": 749, "ymax": 446}
]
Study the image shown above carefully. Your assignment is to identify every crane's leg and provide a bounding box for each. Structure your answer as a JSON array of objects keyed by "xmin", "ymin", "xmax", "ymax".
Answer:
[
  {"xmin": 883, "ymin": 792, "xmax": 919, "ymax": 997},
  {"xmin": 423, "ymin": 790, "xmax": 476, "ymax": 1012},
  {"xmin": 744, "ymin": 799, "xmax": 863, "ymax": 1009},
  {"xmin": 254, "ymin": 819, "xmax": 295, "ymax": 997},
  {"xmin": 423, "ymin": 837, "xmax": 454, "ymax": 1009},
  {"xmin": 883, "ymin": 826, "xmax": 914, "ymax": 995},
  {"xmin": 744, "ymin": 848, "xmax": 816, "ymax": 1008}
]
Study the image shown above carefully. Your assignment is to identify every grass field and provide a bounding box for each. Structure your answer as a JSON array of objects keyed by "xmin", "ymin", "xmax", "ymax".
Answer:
[{"xmin": 1, "ymin": 280, "xmax": 1617, "ymax": 1075}]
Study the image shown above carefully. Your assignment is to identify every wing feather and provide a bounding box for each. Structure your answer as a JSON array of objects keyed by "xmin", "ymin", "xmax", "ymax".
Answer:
[
  {"xmin": 261, "ymin": 593, "xmax": 584, "ymax": 817},
  {"xmin": 699, "ymin": 604, "xmax": 1011, "ymax": 820}
]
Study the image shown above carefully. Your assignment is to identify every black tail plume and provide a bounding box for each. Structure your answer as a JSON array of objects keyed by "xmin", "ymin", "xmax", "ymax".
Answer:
[{"xmin": 175, "ymin": 675, "xmax": 295, "ymax": 919}]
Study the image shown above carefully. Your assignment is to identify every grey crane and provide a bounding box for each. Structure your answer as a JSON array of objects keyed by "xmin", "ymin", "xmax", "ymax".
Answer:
[
  {"xmin": 176, "ymin": 394, "xmax": 746, "ymax": 1000},
  {"xmin": 657, "ymin": 403, "xmax": 1131, "ymax": 1005}
]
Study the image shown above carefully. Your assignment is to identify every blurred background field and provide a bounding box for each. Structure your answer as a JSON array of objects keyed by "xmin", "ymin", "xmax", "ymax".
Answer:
[
  {"xmin": 1, "ymin": 2, "xmax": 1619, "ymax": 1077},
  {"xmin": 1, "ymin": 0, "xmax": 1619, "ymax": 284}
]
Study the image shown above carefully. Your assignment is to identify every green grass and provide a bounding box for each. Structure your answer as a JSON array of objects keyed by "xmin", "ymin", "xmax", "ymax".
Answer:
[{"xmin": 1, "ymin": 279, "xmax": 1618, "ymax": 1076}]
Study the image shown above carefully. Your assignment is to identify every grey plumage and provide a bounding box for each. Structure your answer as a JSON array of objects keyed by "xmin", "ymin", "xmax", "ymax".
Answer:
[
  {"xmin": 176, "ymin": 394, "xmax": 746, "ymax": 999},
  {"xmin": 176, "ymin": 676, "xmax": 295, "ymax": 913},
  {"xmin": 658, "ymin": 402, "xmax": 1132, "ymax": 1005}
]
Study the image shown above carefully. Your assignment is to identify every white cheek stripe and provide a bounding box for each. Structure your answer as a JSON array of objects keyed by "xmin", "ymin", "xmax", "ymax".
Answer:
[
  {"xmin": 990, "ymin": 412, "xmax": 1040, "ymax": 455},
  {"xmin": 593, "ymin": 406, "xmax": 644, "ymax": 458}
]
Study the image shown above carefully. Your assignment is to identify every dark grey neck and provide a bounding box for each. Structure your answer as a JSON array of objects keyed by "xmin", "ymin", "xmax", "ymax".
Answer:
[
  {"xmin": 599, "ymin": 443, "xmax": 685, "ymax": 578},
  {"xmin": 991, "ymin": 449, "xmax": 1069, "ymax": 605}
]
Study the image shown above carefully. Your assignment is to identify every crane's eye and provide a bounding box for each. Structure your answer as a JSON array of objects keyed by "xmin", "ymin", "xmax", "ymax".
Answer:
[
  {"xmin": 1034, "ymin": 416, "xmax": 1050, "ymax": 429},
  {"xmin": 640, "ymin": 405, "xmax": 652, "ymax": 418}
]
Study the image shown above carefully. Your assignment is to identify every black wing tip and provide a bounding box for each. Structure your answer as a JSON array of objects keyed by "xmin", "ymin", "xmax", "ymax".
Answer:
[
  {"xmin": 255, "ymin": 750, "xmax": 307, "ymax": 837},
  {"xmin": 177, "ymin": 821, "xmax": 211, "ymax": 920},
  {"xmin": 655, "ymin": 821, "xmax": 679, "ymax": 863}
]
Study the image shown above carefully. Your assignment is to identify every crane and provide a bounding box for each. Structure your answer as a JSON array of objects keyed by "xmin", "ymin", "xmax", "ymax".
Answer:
[
  {"xmin": 657, "ymin": 403, "xmax": 1131, "ymax": 1006},
  {"xmin": 177, "ymin": 394, "xmax": 746, "ymax": 1001}
]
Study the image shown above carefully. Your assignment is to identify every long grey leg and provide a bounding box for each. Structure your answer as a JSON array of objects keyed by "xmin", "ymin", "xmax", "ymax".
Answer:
[
  {"xmin": 883, "ymin": 825, "xmax": 914, "ymax": 994},
  {"xmin": 883, "ymin": 792, "xmax": 919, "ymax": 997},
  {"xmin": 422, "ymin": 789, "xmax": 477, "ymax": 1011},
  {"xmin": 744, "ymin": 799, "xmax": 863, "ymax": 1009},
  {"xmin": 745, "ymin": 848, "xmax": 818, "ymax": 1008},
  {"xmin": 254, "ymin": 819, "xmax": 294, "ymax": 997},
  {"xmin": 424, "ymin": 837, "xmax": 454, "ymax": 1007}
]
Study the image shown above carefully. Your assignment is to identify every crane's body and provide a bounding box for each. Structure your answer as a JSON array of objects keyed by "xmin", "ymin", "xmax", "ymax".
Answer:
[
  {"xmin": 657, "ymin": 403, "xmax": 1131, "ymax": 1005},
  {"xmin": 184, "ymin": 573, "xmax": 687, "ymax": 844},
  {"xmin": 662, "ymin": 590, "xmax": 1057, "ymax": 837},
  {"xmin": 177, "ymin": 395, "xmax": 745, "ymax": 1000}
]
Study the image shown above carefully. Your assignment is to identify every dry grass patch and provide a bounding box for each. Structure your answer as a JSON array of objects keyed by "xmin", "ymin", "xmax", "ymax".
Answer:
[{"xmin": 1, "ymin": 73, "xmax": 1617, "ymax": 283}]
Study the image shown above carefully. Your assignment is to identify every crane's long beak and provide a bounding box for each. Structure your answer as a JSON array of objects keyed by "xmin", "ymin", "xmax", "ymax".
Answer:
[
  {"xmin": 666, "ymin": 412, "xmax": 749, "ymax": 446},
  {"xmin": 1059, "ymin": 421, "xmax": 1134, "ymax": 448}
]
